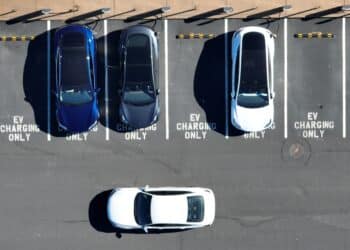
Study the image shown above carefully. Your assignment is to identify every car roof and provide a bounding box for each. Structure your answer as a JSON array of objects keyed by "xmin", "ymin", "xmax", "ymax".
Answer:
[
  {"xmin": 60, "ymin": 32, "xmax": 91, "ymax": 90},
  {"xmin": 236, "ymin": 26, "xmax": 271, "ymax": 37},
  {"xmin": 61, "ymin": 48, "xmax": 91, "ymax": 89},
  {"xmin": 61, "ymin": 31, "xmax": 85, "ymax": 47},
  {"xmin": 239, "ymin": 31, "xmax": 268, "ymax": 93},
  {"xmin": 124, "ymin": 25, "xmax": 155, "ymax": 37},
  {"xmin": 150, "ymin": 195, "xmax": 188, "ymax": 224},
  {"xmin": 126, "ymin": 34, "xmax": 151, "ymax": 65}
]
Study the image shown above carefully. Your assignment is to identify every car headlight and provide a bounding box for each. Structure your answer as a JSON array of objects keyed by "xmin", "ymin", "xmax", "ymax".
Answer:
[
  {"xmin": 57, "ymin": 113, "xmax": 68, "ymax": 131},
  {"xmin": 88, "ymin": 120, "xmax": 98, "ymax": 131},
  {"xmin": 152, "ymin": 113, "xmax": 159, "ymax": 123},
  {"xmin": 58, "ymin": 122, "xmax": 68, "ymax": 131},
  {"xmin": 120, "ymin": 111, "xmax": 127, "ymax": 123},
  {"xmin": 264, "ymin": 119, "xmax": 274, "ymax": 129}
]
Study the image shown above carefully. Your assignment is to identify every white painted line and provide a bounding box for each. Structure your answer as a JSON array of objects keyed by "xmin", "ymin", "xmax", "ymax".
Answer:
[
  {"xmin": 164, "ymin": 19, "xmax": 169, "ymax": 140},
  {"xmin": 47, "ymin": 20, "xmax": 51, "ymax": 141},
  {"xmin": 342, "ymin": 17, "xmax": 346, "ymax": 138},
  {"xmin": 224, "ymin": 18, "xmax": 229, "ymax": 139},
  {"xmin": 104, "ymin": 19, "xmax": 110, "ymax": 141},
  {"xmin": 284, "ymin": 18, "xmax": 288, "ymax": 139}
]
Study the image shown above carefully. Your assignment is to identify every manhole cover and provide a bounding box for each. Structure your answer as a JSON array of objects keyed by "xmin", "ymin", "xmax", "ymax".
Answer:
[
  {"xmin": 281, "ymin": 138, "xmax": 312, "ymax": 166},
  {"xmin": 289, "ymin": 143, "xmax": 304, "ymax": 159}
]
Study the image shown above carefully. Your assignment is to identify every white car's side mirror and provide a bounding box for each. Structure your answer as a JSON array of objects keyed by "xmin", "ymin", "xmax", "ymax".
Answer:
[
  {"xmin": 143, "ymin": 185, "xmax": 149, "ymax": 192},
  {"xmin": 143, "ymin": 226, "xmax": 148, "ymax": 233},
  {"xmin": 270, "ymin": 92, "xmax": 275, "ymax": 99}
]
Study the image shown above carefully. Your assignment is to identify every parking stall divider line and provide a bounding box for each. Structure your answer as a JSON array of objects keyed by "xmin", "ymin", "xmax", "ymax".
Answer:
[
  {"xmin": 104, "ymin": 19, "xmax": 110, "ymax": 141},
  {"xmin": 47, "ymin": 20, "xmax": 51, "ymax": 141},
  {"xmin": 342, "ymin": 17, "xmax": 346, "ymax": 138},
  {"xmin": 164, "ymin": 19, "xmax": 169, "ymax": 140},
  {"xmin": 224, "ymin": 18, "xmax": 229, "ymax": 139},
  {"xmin": 284, "ymin": 18, "xmax": 288, "ymax": 139}
]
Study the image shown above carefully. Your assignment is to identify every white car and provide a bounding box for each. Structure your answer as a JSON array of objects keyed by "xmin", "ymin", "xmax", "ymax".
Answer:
[
  {"xmin": 107, "ymin": 186, "xmax": 215, "ymax": 232},
  {"xmin": 231, "ymin": 26, "xmax": 275, "ymax": 132}
]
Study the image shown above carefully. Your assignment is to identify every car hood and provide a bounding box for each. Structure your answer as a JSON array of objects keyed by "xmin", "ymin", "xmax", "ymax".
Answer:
[
  {"xmin": 107, "ymin": 188, "xmax": 139, "ymax": 228},
  {"xmin": 57, "ymin": 99, "xmax": 99, "ymax": 133},
  {"xmin": 202, "ymin": 189, "xmax": 216, "ymax": 226},
  {"xmin": 231, "ymin": 103, "xmax": 273, "ymax": 132},
  {"xmin": 120, "ymin": 100, "xmax": 158, "ymax": 129}
]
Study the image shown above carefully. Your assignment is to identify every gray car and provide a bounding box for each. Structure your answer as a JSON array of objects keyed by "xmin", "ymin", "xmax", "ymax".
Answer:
[{"xmin": 118, "ymin": 25, "xmax": 160, "ymax": 129}]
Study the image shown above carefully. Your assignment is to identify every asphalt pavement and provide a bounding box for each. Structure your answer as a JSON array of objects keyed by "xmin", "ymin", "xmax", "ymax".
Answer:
[{"xmin": 0, "ymin": 17, "xmax": 350, "ymax": 250}]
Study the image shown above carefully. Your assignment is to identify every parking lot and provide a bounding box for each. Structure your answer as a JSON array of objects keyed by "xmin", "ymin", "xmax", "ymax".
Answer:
[{"xmin": 1, "ymin": 17, "xmax": 350, "ymax": 250}]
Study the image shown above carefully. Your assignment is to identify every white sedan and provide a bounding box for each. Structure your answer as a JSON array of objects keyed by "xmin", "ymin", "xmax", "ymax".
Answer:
[
  {"xmin": 107, "ymin": 186, "xmax": 215, "ymax": 232},
  {"xmin": 231, "ymin": 26, "xmax": 275, "ymax": 132}
]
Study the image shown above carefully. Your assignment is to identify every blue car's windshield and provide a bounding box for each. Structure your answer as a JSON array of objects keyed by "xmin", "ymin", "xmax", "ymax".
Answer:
[
  {"xmin": 60, "ymin": 89, "xmax": 93, "ymax": 105},
  {"xmin": 238, "ymin": 32, "xmax": 269, "ymax": 108},
  {"xmin": 124, "ymin": 34, "xmax": 155, "ymax": 106}
]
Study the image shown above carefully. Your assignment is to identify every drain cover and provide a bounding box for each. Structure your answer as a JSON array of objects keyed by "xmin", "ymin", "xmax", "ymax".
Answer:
[{"xmin": 281, "ymin": 138, "xmax": 312, "ymax": 165}]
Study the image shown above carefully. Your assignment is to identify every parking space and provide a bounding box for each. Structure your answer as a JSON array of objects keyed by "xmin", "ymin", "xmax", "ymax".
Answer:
[
  {"xmin": 0, "ymin": 22, "xmax": 47, "ymax": 143},
  {"xmin": 166, "ymin": 18, "xmax": 285, "ymax": 145},
  {"xmin": 2, "ymin": 16, "xmax": 350, "ymax": 250},
  {"xmin": 106, "ymin": 19, "xmax": 166, "ymax": 144},
  {"xmin": 228, "ymin": 18, "xmax": 285, "ymax": 142},
  {"xmin": 48, "ymin": 21, "xmax": 106, "ymax": 143},
  {"xmin": 167, "ymin": 20, "xmax": 226, "ymax": 142},
  {"xmin": 346, "ymin": 18, "xmax": 350, "ymax": 139},
  {"xmin": 287, "ymin": 19, "xmax": 343, "ymax": 141}
]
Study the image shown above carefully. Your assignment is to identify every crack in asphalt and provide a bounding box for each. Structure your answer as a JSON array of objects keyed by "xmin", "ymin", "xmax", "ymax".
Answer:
[{"xmin": 216, "ymin": 215, "xmax": 279, "ymax": 228}]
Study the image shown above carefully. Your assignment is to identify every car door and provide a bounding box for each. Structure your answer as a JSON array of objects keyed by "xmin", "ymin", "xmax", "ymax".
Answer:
[
  {"xmin": 145, "ymin": 224, "xmax": 192, "ymax": 231},
  {"xmin": 152, "ymin": 35, "xmax": 159, "ymax": 93},
  {"xmin": 88, "ymin": 48, "xmax": 95, "ymax": 91},
  {"xmin": 267, "ymin": 35, "xmax": 275, "ymax": 100},
  {"xmin": 231, "ymin": 35, "xmax": 241, "ymax": 101},
  {"xmin": 55, "ymin": 46, "xmax": 62, "ymax": 104},
  {"xmin": 90, "ymin": 38, "xmax": 97, "ymax": 91},
  {"xmin": 119, "ymin": 36, "xmax": 127, "ymax": 96}
]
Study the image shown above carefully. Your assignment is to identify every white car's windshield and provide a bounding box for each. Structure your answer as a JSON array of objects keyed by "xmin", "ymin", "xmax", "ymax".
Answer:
[
  {"xmin": 134, "ymin": 192, "xmax": 152, "ymax": 225},
  {"xmin": 237, "ymin": 93, "xmax": 268, "ymax": 108}
]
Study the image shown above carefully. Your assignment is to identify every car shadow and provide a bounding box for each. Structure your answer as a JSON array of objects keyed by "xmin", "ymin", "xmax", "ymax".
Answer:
[
  {"xmin": 193, "ymin": 32, "xmax": 244, "ymax": 137},
  {"xmin": 96, "ymin": 29, "xmax": 136, "ymax": 134},
  {"xmin": 88, "ymin": 189, "xmax": 190, "ymax": 238},
  {"xmin": 23, "ymin": 29, "xmax": 68, "ymax": 137}
]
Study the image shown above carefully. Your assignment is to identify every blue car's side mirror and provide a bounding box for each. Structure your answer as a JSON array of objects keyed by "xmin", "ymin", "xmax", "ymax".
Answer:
[{"xmin": 51, "ymin": 90, "xmax": 58, "ymax": 97}]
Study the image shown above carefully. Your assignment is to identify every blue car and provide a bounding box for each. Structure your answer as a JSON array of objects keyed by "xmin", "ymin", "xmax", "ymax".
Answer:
[{"xmin": 54, "ymin": 24, "xmax": 100, "ymax": 133}]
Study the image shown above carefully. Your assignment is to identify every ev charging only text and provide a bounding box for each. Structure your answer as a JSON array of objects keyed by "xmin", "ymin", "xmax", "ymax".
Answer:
[
  {"xmin": 176, "ymin": 113, "xmax": 215, "ymax": 140},
  {"xmin": 294, "ymin": 112, "xmax": 334, "ymax": 138},
  {"xmin": 0, "ymin": 115, "xmax": 40, "ymax": 142}
]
